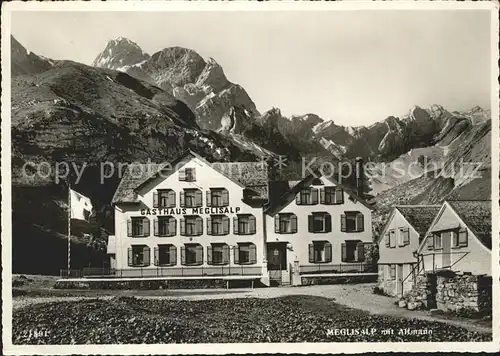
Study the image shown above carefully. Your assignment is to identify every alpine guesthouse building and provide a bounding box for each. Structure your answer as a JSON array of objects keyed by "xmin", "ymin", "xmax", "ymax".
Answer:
[{"xmin": 108, "ymin": 151, "xmax": 374, "ymax": 286}]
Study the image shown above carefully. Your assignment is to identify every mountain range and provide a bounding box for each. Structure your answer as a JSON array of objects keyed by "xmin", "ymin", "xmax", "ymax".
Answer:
[{"xmin": 10, "ymin": 36, "xmax": 492, "ymax": 273}]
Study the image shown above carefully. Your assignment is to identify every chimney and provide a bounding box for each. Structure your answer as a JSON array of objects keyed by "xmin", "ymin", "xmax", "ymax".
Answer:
[{"xmin": 355, "ymin": 157, "xmax": 364, "ymax": 198}]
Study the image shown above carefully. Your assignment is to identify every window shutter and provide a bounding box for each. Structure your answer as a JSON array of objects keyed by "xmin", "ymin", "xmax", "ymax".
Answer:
[
  {"xmin": 196, "ymin": 216, "xmax": 203, "ymax": 235},
  {"xmin": 180, "ymin": 191, "xmax": 185, "ymax": 207},
  {"xmin": 427, "ymin": 235, "xmax": 434, "ymax": 250},
  {"xmin": 325, "ymin": 242, "xmax": 332, "ymax": 262},
  {"xmin": 234, "ymin": 245, "xmax": 240, "ymax": 264},
  {"xmin": 249, "ymin": 215, "xmax": 256, "ymax": 234},
  {"xmin": 295, "ymin": 193, "xmax": 301, "ymax": 205},
  {"xmin": 402, "ymin": 228, "xmax": 410, "ymax": 245},
  {"xmin": 311, "ymin": 188, "xmax": 318, "ymax": 204},
  {"xmin": 336, "ymin": 188, "xmax": 344, "ymax": 204},
  {"xmin": 127, "ymin": 219, "xmax": 132, "ymax": 237},
  {"xmin": 356, "ymin": 213, "xmax": 364, "ymax": 232},
  {"xmin": 249, "ymin": 244, "xmax": 257, "ymax": 264},
  {"xmin": 325, "ymin": 214, "xmax": 332, "ymax": 232},
  {"xmin": 233, "ymin": 216, "xmax": 239, "ymax": 235},
  {"xmin": 154, "ymin": 219, "xmax": 159, "ymax": 236},
  {"xmin": 195, "ymin": 190, "xmax": 202, "ymax": 207},
  {"xmin": 154, "ymin": 246, "xmax": 159, "ymax": 266},
  {"xmin": 291, "ymin": 214, "xmax": 297, "ymax": 233},
  {"xmin": 341, "ymin": 214, "xmax": 346, "ymax": 232},
  {"xmin": 169, "ymin": 245, "xmax": 177, "ymax": 265},
  {"xmin": 169, "ymin": 218, "xmax": 176, "ymax": 236},
  {"xmin": 274, "ymin": 215, "xmax": 280, "ymax": 233},
  {"xmin": 143, "ymin": 246, "xmax": 150, "ymax": 266},
  {"xmin": 168, "ymin": 190, "xmax": 176, "ymax": 207},
  {"xmin": 320, "ymin": 188, "xmax": 325, "ymax": 204},
  {"xmin": 390, "ymin": 265, "xmax": 396, "ymax": 279},
  {"xmin": 222, "ymin": 189, "xmax": 229, "ymax": 206},
  {"xmin": 180, "ymin": 218, "xmax": 185, "ymax": 236},
  {"xmin": 308, "ymin": 244, "xmax": 314, "ymax": 263},
  {"xmin": 153, "ymin": 192, "xmax": 158, "ymax": 208},
  {"xmin": 143, "ymin": 218, "xmax": 150, "ymax": 236},
  {"xmin": 179, "ymin": 169, "xmax": 186, "ymax": 181},
  {"xmin": 222, "ymin": 216, "xmax": 230, "ymax": 234},
  {"xmin": 357, "ymin": 242, "xmax": 365, "ymax": 262},
  {"xmin": 127, "ymin": 248, "xmax": 132, "ymax": 266},
  {"xmin": 385, "ymin": 233, "xmax": 390, "ymax": 247},
  {"xmin": 206, "ymin": 190, "xmax": 211, "ymax": 207},
  {"xmin": 192, "ymin": 168, "xmax": 196, "ymax": 181},
  {"xmin": 180, "ymin": 246, "xmax": 186, "ymax": 265},
  {"xmin": 458, "ymin": 228, "xmax": 468, "ymax": 247},
  {"xmin": 341, "ymin": 243, "xmax": 347, "ymax": 262},
  {"xmin": 207, "ymin": 245, "xmax": 213, "ymax": 265},
  {"xmin": 308, "ymin": 215, "xmax": 314, "ymax": 233},
  {"xmin": 222, "ymin": 244, "xmax": 229, "ymax": 264},
  {"xmin": 207, "ymin": 217, "xmax": 212, "ymax": 235}
]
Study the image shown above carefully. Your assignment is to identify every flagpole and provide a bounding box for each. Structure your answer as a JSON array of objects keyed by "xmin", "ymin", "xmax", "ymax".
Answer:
[{"xmin": 68, "ymin": 181, "xmax": 71, "ymax": 275}]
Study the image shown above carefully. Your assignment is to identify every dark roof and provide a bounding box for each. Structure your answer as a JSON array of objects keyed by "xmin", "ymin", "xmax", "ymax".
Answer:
[
  {"xmin": 111, "ymin": 151, "xmax": 268, "ymax": 204},
  {"xmin": 447, "ymin": 200, "xmax": 491, "ymax": 249},
  {"xmin": 396, "ymin": 205, "xmax": 441, "ymax": 235}
]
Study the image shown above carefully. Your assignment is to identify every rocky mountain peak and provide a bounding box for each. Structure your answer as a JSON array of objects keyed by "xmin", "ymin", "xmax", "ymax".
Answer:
[{"xmin": 92, "ymin": 37, "xmax": 150, "ymax": 70}]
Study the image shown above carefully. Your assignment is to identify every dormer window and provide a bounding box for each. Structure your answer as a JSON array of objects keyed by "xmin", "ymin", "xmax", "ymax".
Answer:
[{"xmin": 296, "ymin": 188, "xmax": 318, "ymax": 205}]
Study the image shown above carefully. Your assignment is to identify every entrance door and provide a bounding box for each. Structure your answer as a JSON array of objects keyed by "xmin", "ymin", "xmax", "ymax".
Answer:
[
  {"xmin": 441, "ymin": 231, "xmax": 451, "ymax": 268},
  {"xmin": 396, "ymin": 264, "xmax": 403, "ymax": 297},
  {"xmin": 267, "ymin": 243, "xmax": 287, "ymax": 284}
]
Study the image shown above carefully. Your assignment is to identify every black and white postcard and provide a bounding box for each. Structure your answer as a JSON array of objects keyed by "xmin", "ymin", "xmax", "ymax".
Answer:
[{"xmin": 2, "ymin": 1, "xmax": 499, "ymax": 354}]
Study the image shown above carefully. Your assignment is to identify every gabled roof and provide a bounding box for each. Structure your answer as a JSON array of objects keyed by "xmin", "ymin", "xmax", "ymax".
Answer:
[
  {"xmin": 264, "ymin": 170, "xmax": 373, "ymax": 216},
  {"xmin": 376, "ymin": 205, "xmax": 440, "ymax": 243},
  {"xmin": 417, "ymin": 200, "xmax": 492, "ymax": 253},
  {"xmin": 112, "ymin": 150, "xmax": 269, "ymax": 204}
]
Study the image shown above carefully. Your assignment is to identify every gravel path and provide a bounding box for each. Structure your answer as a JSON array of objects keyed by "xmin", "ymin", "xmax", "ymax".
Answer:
[{"xmin": 12, "ymin": 283, "xmax": 490, "ymax": 334}]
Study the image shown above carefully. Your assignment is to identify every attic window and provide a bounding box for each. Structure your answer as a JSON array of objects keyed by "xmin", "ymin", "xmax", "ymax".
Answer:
[
  {"xmin": 179, "ymin": 168, "xmax": 196, "ymax": 182},
  {"xmin": 312, "ymin": 178, "xmax": 323, "ymax": 186}
]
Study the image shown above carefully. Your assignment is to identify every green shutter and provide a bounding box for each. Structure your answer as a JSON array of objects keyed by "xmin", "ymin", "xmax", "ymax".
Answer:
[
  {"xmin": 325, "ymin": 243, "xmax": 332, "ymax": 262},
  {"xmin": 222, "ymin": 244, "xmax": 229, "ymax": 264},
  {"xmin": 207, "ymin": 217, "xmax": 212, "ymax": 235},
  {"xmin": 325, "ymin": 214, "xmax": 332, "ymax": 232},
  {"xmin": 127, "ymin": 219, "xmax": 132, "ymax": 237},
  {"xmin": 357, "ymin": 242, "xmax": 365, "ymax": 262},
  {"xmin": 274, "ymin": 215, "xmax": 280, "ymax": 233},
  {"xmin": 168, "ymin": 190, "xmax": 176, "ymax": 207},
  {"xmin": 179, "ymin": 169, "xmax": 186, "ymax": 181},
  {"xmin": 207, "ymin": 245, "xmax": 213, "ymax": 265},
  {"xmin": 127, "ymin": 248, "xmax": 133, "ymax": 266},
  {"xmin": 385, "ymin": 233, "xmax": 390, "ymax": 247},
  {"xmin": 180, "ymin": 246, "xmax": 186, "ymax": 265},
  {"xmin": 233, "ymin": 216, "xmax": 239, "ymax": 235},
  {"xmin": 249, "ymin": 244, "xmax": 257, "ymax": 264},
  {"xmin": 249, "ymin": 215, "xmax": 256, "ymax": 234},
  {"xmin": 195, "ymin": 190, "xmax": 202, "ymax": 207},
  {"xmin": 143, "ymin": 218, "xmax": 150, "ymax": 236},
  {"xmin": 234, "ymin": 245, "xmax": 240, "ymax": 264},
  {"xmin": 290, "ymin": 214, "xmax": 297, "ymax": 233},
  {"xmin": 222, "ymin": 216, "xmax": 230, "ymax": 235},
  {"xmin": 311, "ymin": 188, "xmax": 319, "ymax": 204},
  {"xmin": 153, "ymin": 192, "xmax": 158, "ymax": 208},
  {"xmin": 427, "ymin": 235, "xmax": 434, "ymax": 250},
  {"xmin": 222, "ymin": 189, "xmax": 229, "ymax": 206},
  {"xmin": 308, "ymin": 244, "xmax": 314, "ymax": 263},
  {"xmin": 180, "ymin": 191, "xmax": 185, "ymax": 207},
  {"xmin": 458, "ymin": 228, "xmax": 468, "ymax": 247},
  {"xmin": 196, "ymin": 216, "xmax": 203, "ymax": 235},
  {"xmin": 169, "ymin": 218, "xmax": 176, "ymax": 236},
  {"xmin": 341, "ymin": 214, "xmax": 346, "ymax": 232},
  {"xmin": 154, "ymin": 219, "xmax": 159, "ymax": 236},
  {"xmin": 402, "ymin": 228, "xmax": 410, "ymax": 245},
  {"xmin": 308, "ymin": 215, "xmax": 314, "ymax": 233},
  {"xmin": 335, "ymin": 188, "xmax": 344, "ymax": 204},
  {"xmin": 180, "ymin": 218, "xmax": 185, "ymax": 236},
  {"xmin": 341, "ymin": 243, "xmax": 347, "ymax": 262},
  {"xmin": 154, "ymin": 246, "xmax": 159, "ymax": 266},
  {"xmin": 320, "ymin": 188, "xmax": 325, "ymax": 204},
  {"xmin": 169, "ymin": 245, "xmax": 177, "ymax": 265},
  {"xmin": 356, "ymin": 213, "xmax": 364, "ymax": 232},
  {"xmin": 143, "ymin": 246, "xmax": 150, "ymax": 266},
  {"xmin": 206, "ymin": 190, "xmax": 211, "ymax": 207}
]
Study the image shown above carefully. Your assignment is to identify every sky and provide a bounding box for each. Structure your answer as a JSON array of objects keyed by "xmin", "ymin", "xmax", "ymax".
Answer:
[{"xmin": 11, "ymin": 10, "xmax": 492, "ymax": 126}]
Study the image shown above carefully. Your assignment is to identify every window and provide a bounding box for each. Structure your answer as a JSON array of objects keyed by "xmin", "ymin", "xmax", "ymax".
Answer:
[
  {"xmin": 390, "ymin": 264, "xmax": 396, "ymax": 279},
  {"xmin": 341, "ymin": 240, "xmax": 365, "ymax": 263},
  {"xmin": 434, "ymin": 233, "xmax": 442, "ymax": 250},
  {"xmin": 207, "ymin": 215, "xmax": 229, "ymax": 235},
  {"xmin": 399, "ymin": 228, "xmax": 410, "ymax": 246},
  {"xmin": 234, "ymin": 214, "xmax": 256, "ymax": 235},
  {"xmin": 154, "ymin": 216, "xmax": 176, "ymax": 237},
  {"xmin": 308, "ymin": 241, "xmax": 332, "ymax": 263},
  {"xmin": 322, "ymin": 187, "xmax": 344, "ymax": 205},
  {"xmin": 296, "ymin": 188, "xmax": 319, "ymax": 205},
  {"xmin": 181, "ymin": 189, "xmax": 202, "ymax": 208},
  {"xmin": 308, "ymin": 212, "xmax": 332, "ymax": 233},
  {"xmin": 179, "ymin": 168, "xmax": 196, "ymax": 182},
  {"xmin": 207, "ymin": 188, "xmax": 229, "ymax": 207},
  {"xmin": 128, "ymin": 245, "xmax": 150, "ymax": 267},
  {"xmin": 208, "ymin": 243, "xmax": 229, "ymax": 265},
  {"xmin": 341, "ymin": 212, "xmax": 364, "ymax": 232},
  {"xmin": 155, "ymin": 244, "xmax": 176, "ymax": 266},
  {"xmin": 275, "ymin": 213, "xmax": 297, "ymax": 234},
  {"xmin": 181, "ymin": 244, "xmax": 203, "ymax": 265},
  {"xmin": 234, "ymin": 243, "xmax": 257, "ymax": 265},
  {"xmin": 181, "ymin": 215, "xmax": 203, "ymax": 236},
  {"xmin": 154, "ymin": 189, "xmax": 175, "ymax": 208},
  {"xmin": 128, "ymin": 217, "xmax": 150, "ymax": 237}
]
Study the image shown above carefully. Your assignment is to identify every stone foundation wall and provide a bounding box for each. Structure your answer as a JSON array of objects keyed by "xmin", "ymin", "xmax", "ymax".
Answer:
[
  {"xmin": 402, "ymin": 274, "xmax": 436, "ymax": 309},
  {"xmin": 301, "ymin": 274, "xmax": 377, "ymax": 286}
]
